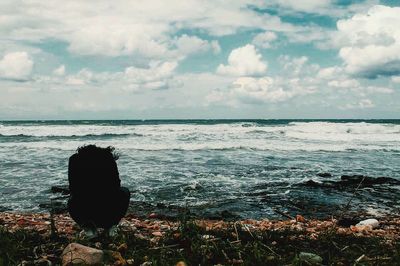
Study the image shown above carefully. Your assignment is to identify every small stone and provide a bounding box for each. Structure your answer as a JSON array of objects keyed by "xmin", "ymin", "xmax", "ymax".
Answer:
[
  {"xmin": 149, "ymin": 213, "xmax": 158, "ymax": 219},
  {"xmin": 126, "ymin": 259, "xmax": 134, "ymax": 265},
  {"xmin": 152, "ymin": 231, "xmax": 163, "ymax": 237},
  {"xmin": 298, "ymin": 252, "xmax": 323, "ymax": 265},
  {"xmin": 296, "ymin": 215, "xmax": 306, "ymax": 223},
  {"xmin": 176, "ymin": 261, "xmax": 187, "ymax": 266},
  {"xmin": 61, "ymin": 243, "xmax": 104, "ymax": 265},
  {"xmin": 160, "ymin": 224, "xmax": 170, "ymax": 230},
  {"xmin": 356, "ymin": 219, "xmax": 379, "ymax": 229},
  {"xmin": 266, "ymin": 256, "xmax": 275, "ymax": 261}
]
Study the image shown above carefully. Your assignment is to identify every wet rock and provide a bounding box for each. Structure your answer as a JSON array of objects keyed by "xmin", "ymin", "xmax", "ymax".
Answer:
[
  {"xmin": 298, "ymin": 252, "xmax": 323, "ymax": 265},
  {"xmin": 340, "ymin": 175, "xmax": 400, "ymax": 186},
  {"xmin": 317, "ymin": 173, "xmax": 332, "ymax": 178},
  {"xmin": 61, "ymin": 243, "xmax": 104, "ymax": 265},
  {"xmin": 0, "ymin": 206, "xmax": 11, "ymax": 212},
  {"xmin": 38, "ymin": 201, "xmax": 67, "ymax": 214},
  {"xmin": 51, "ymin": 186, "xmax": 70, "ymax": 195},
  {"xmin": 301, "ymin": 180, "xmax": 325, "ymax": 188}
]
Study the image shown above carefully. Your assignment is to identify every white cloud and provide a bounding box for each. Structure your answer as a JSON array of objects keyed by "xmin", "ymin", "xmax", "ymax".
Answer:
[
  {"xmin": 209, "ymin": 55, "xmax": 394, "ymax": 107},
  {"xmin": 210, "ymin": 40, "xmax": 221, "ymax": 54},
  {"xmin": 340, "ymin": 99, "xmax": 375, "ymax": 110},
  {"xmin": 252, "ymin": 31, "xmax": 277, "ymax": 49},
  {"xmin": 281, "ymin": 55, "xmax": 309, "ymax": 76},
  {"xmin": 230, "ymin": 77, "xmax": 293, "ymax": 103},
  {"xmin": 391, "ymin": 76, "xmax": 400, "ymax": 83},
  {"xmin": 124, "ymin": 61, "xmax": 178, "ymax": 90},
  {"xmin": 174, "ymin": 35, "xmax": 220, "ymax": 58},
  {"xmin": 0, "ymin": 51, "xmax": 33, "ymax": 80},
  {"xmin": 53, "ymin": 65, "xmax": 65, "ymax": 76},
  {"xmin": 58, "ymin": 61, "xmax": 180, "ymax": 91},
  {"xmin": 0, "ymin": 0, "xmax": 302, "ymax": 59},
  {"xmin": 336, "ymin": 5, "xmax": 400, "ymax": 78},
  {"xmin": 317, "ymin": 66, "xmax": 343, "ymax": 79},
  {"xmin": 217, "ymin": 44, "xmax": 267, "ymax": 76}
]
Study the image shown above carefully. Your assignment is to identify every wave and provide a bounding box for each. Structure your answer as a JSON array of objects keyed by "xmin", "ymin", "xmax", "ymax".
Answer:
[
  {"xmin": 0, "ymin": 139, "xmax": 398, "ymax": 152},
  {"xmin": 0, "ymin": 121, "xmax": 399, "ymax": 151}
]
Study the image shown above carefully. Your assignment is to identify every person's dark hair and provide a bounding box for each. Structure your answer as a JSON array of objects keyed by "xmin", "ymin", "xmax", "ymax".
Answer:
[
  {"xmin": 68, "ymin": 144, "xmax": 121, "ymax": 196},
  {"xmin": 76, "ymin": 145, "xmax": 120, "ymax": 161}
]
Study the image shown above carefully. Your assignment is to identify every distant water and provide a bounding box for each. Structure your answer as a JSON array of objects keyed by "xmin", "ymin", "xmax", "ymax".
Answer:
[{"xmin": 0, "ymin": 120, "xmax": 399, "ymax": 219}]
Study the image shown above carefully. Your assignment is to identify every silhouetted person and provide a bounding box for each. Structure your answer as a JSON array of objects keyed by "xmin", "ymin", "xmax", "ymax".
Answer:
[{"xmin": 67, "ymin": 145, "xmax": 130, "ymax": 233}]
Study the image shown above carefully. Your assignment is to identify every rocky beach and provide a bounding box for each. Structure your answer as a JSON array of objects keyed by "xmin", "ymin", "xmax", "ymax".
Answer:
[{"xmin": 1, "ymin": 212, "xmax": 400, "ymax": 265}]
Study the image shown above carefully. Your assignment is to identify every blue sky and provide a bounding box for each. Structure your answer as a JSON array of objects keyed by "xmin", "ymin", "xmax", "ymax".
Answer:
[{"xmin": 0, "ymin": 0, "xmax": 399, "ymax": 119}]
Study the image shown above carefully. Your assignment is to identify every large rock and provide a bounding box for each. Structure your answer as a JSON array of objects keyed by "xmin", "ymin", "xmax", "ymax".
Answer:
[{"xmin": 61, "ymin": 243, "xmax": 104, "ymax": 265}]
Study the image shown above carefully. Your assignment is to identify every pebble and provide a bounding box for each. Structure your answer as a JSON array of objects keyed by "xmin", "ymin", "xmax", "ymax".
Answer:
[{"xmin": 298, "ymin": 252, "xmax": 323, "ymax": 265}]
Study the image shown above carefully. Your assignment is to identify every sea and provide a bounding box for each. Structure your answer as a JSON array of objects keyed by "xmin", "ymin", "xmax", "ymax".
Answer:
[{"xmin": 0, "ymin": 119, "xmax": 399, "ymax": 219}]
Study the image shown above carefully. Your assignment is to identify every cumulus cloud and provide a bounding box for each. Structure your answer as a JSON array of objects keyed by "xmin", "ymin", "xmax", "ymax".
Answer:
[
  {"xmin": 217, "ymin": 44, "xmax": 267, "ymax": 76},
  {"xmin": 0, "ymin": 52, "xmax": 33, "ymax": 80},
  {"xmin": 124, "ymin": 61, "xmax": 179, "ymax": 90},
  {"xmin": 0, "ymin": 0, "xmax": 302, "ymax": 59},
  {"xmin": 58, "ymin": 61, "xmax": 180, "ymax": 91},
  {"xmin": 174, "ymin": 35, "xmax": 220, "ymax": 58},
  {"xmin": 230, "ymin": 77, "xmax": 293, "ymax": 103},
  {"xmin": 336, "ymin": 5, "xmax": 400, "ymax": 78},
  {"xmin": 252, "ymin": 31, "xmax": 278, "ymax": 49},
  {"xmin": 209, "ymin": 55, "xmax": 394, "ymax": 107}
]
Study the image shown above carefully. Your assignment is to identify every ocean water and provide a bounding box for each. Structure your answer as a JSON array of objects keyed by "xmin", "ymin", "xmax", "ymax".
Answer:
[{"xmin": 0, "ymin": 120, "xmax": 399, "ymax": 219}]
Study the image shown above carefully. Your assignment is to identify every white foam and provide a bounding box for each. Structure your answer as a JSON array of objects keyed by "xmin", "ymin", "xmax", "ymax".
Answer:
[{"xmin": 0, "ymin": 122, "xmax": 399, "ymax": 151}]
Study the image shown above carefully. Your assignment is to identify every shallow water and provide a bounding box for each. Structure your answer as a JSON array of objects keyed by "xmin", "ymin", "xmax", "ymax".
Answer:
[{"xmin": 0, "ymin": 120, "xmax": 399, "ymax": 219}]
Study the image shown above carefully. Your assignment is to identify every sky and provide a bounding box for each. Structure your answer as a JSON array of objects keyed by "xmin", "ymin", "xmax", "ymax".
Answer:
[{"xmin": 0, "ymin": 0, "xmax": 400, "ymax": 119}]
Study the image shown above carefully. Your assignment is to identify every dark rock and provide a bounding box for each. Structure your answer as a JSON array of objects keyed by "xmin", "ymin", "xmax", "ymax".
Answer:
[
  {"xmin": 51, "ymin": 186, "xmax": 70, "ymax": 195},
  {"xmin": 340, "ymin": 175, "xmax": 400, "ymax": 186},
  {"xmin": 0, "ymin": 206, "xmax": 11, "ymax": 212},
  {"xmin": 317, "ymin": 172, "xmax": 332, "ymax": 178},
  {"xmin": 337, "ymin": 217, "xmax": 361, "ymax": 227},
  {"xmin": 39, "ymin": 201, "xmax": 67, "ymax": 214},
  {"xmin": 300, "ymin": 180, "xmax": 325, "ymax": 188}
]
